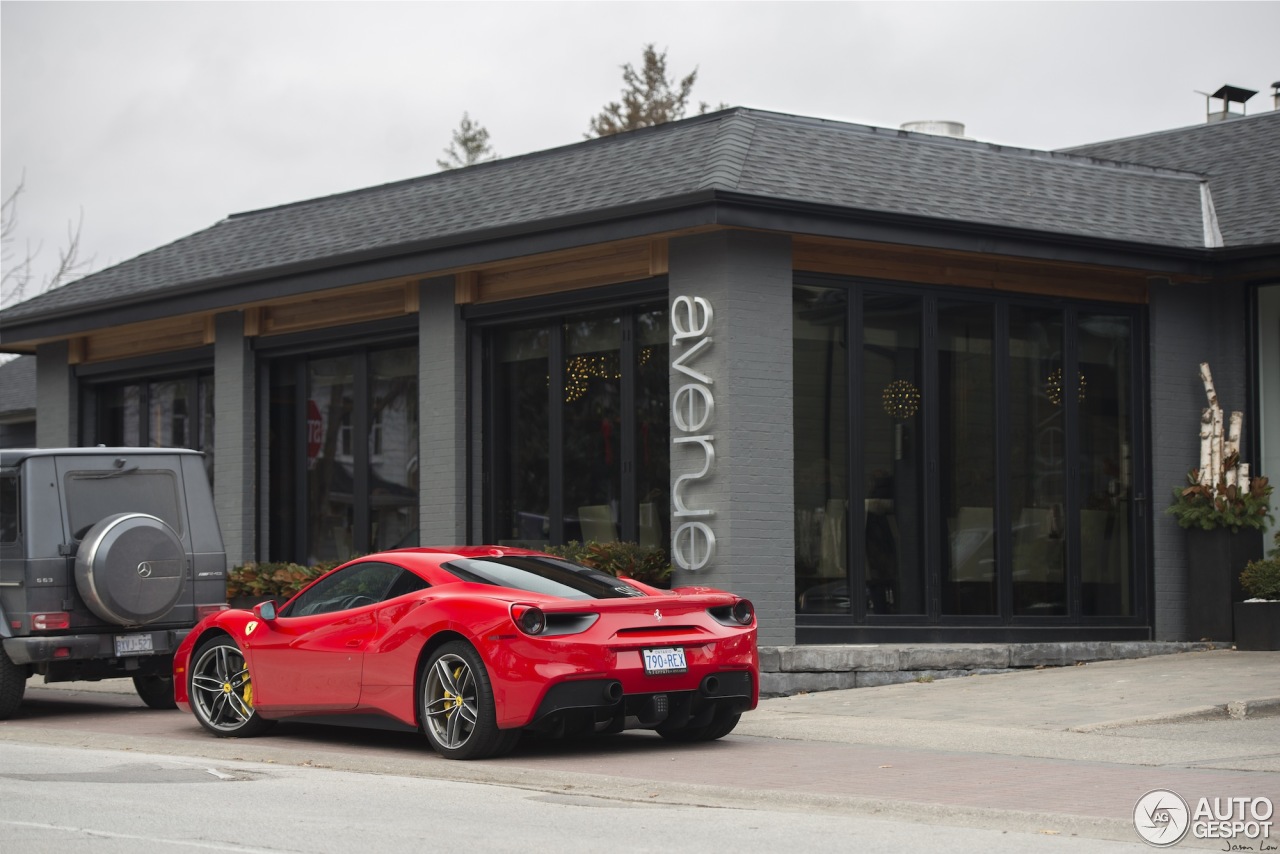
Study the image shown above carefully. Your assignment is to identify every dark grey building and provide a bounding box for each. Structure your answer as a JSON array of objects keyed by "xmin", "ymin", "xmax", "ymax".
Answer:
[
  {"xmin": 2, "ymin": 104, "xmax": 1276, "ymax": 647},
  {"xmin": 0, "ymin": 356, "xmax": 36, "ymax": 448}
]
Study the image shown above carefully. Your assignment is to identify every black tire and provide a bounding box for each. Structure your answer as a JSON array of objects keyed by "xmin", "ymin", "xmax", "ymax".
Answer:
[
  {"xmin": 0, "ymin": 650, "xmax": 28, "ymax": 721},
  {"xmin": 657, "ymin": 705, "xmax": 741, "ymax": 743},
  {"xmin": 133, "ymin": 674, "xmax": 177, "ymax": 710},
  {"xmin": 420, "ymin": 641, "xmax": 514, "ymax": 760},
  {"xmin": 188, "ymin": 636, "xmax": 275, "ymax": 738}
]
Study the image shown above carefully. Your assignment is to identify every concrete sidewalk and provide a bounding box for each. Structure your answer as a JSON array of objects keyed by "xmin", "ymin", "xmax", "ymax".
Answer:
[{"xmin": 741, "ymin": 648, "xmax": 1280, "ymax": 771}]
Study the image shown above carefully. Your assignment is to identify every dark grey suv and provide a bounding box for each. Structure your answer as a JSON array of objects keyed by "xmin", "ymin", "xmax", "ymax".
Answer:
[{"xmin": 0, "ymin": 447, "xmax": 227, "ymax": 718}]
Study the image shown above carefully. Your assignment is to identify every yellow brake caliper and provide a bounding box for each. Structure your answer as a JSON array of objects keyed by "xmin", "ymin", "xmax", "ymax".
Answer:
[
  {"xmin": 443, "ymin": 666, "xmax": 464, "ymax": 717},
  {"xmin": 223, "ymin": 676, "xmax": 253, "ymax": 708}
]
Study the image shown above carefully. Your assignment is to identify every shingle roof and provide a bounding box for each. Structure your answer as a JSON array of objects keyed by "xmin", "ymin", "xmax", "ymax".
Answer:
[
  {"xmin": 1061, "ymin": 111, "xmax": 1280, "ymax": 248},
  {"xmin": 1, "ymin": 108, "xmax": 1228, "ymax": 329}
]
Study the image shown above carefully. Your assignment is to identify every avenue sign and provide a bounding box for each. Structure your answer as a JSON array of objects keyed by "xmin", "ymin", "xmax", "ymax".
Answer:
[{"xmin": 670, "ymin": 295, "xmax": 716, "ymax": 572}]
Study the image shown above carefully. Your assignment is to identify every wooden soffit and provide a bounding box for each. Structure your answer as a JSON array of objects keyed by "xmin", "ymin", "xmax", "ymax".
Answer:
[
  {"xmin": 455, "ymin": 237, "xmax": 671, "ymax": 305},
  {"xmin": 247, "ymin": 279, "xmax": 420, "ymax": 338},
  {"xmin": 68, "ymin": 314, "xmax": 214, "ymax": 365},
  {"xmin": 794, "ymin": 236, "xmax": 1159, "ymax": 304}
]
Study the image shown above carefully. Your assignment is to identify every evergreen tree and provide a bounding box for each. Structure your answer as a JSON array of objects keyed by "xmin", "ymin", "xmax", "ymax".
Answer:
[
  {"xmin": 588, "ymin": 44, "xmax": 712, "ymax": 138},
  {"xmin": 437, "ymin": 112, "xmax": 497, "ymax": 170}
]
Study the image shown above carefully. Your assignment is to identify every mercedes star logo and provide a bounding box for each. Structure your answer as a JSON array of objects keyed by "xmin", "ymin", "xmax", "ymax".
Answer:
[{"xmin": 137, "ymin": 562, "xmax": 153, "ymax": 578}]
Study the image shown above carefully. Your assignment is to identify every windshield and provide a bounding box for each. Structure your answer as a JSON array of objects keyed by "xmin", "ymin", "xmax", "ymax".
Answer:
[{"xmin": 441, "ymin": 556, "xmax": 645, "ymax": 600}]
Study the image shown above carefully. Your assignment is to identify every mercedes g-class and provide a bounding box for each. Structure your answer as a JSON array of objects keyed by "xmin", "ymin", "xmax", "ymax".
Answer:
[{"xmin": 0, "ymin": 447, "xmax": 227, "ymax": 717}]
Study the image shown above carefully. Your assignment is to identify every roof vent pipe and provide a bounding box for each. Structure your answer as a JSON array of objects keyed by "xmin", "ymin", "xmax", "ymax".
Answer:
[
  {"xmin": 1202, "ymin": 85, "xmax": 1256, "ymax": 122},
  {"xmin": 900, "ymin": 120, "xmax": 967, "ymax": 138}
]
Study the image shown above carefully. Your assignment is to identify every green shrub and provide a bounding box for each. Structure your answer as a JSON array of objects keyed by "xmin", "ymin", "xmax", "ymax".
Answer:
[
  {"xmin": 1167, "ymin": 469, "xmax": 1272, "ymax": 532},
  {"xmin": 1240, "ymin": 529, "xmax": 1280, "ymax": 601},
  {"xmin": 543, "ymin": 541, "xmax": 672, "ymax": 588}
]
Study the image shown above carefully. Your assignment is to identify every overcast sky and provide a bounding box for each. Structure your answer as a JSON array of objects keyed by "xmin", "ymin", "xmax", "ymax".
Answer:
[{"xmin": 2, "ymin": 1, "xmax": 1277, "ymax": 306}]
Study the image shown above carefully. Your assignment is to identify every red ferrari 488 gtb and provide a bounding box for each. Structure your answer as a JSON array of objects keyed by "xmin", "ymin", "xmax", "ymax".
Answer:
[{"xmin": 174, "ymin": 547, "xmax": 758, "ymax": 759}]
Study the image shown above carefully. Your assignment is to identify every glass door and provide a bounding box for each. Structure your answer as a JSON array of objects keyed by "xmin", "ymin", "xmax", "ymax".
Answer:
[{"xmin": 484, "ymin": 302, "xmax": 669, "ymax": 551}]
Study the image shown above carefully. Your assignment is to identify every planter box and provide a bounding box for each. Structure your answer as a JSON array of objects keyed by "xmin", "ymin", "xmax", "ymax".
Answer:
[
  {"xmin": 1233, "ymin": 601, "xmax": 1280, "ymax": 650},
  {"xmin": 1185, "ymin": 528, "xmax": 1263, "ymax": 642}
]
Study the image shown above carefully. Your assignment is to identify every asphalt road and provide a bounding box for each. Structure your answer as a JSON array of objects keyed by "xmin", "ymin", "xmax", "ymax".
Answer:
[{"xmin": 1, "ymin": 649, "xmax": 1277, "ymax": 851}]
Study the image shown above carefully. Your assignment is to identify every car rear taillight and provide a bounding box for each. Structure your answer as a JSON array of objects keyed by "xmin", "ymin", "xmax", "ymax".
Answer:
[
  {"xmin": 196, "ymin": 604, "xmax": 229, "ymax": 621},
  {"xmin": 732, "ymin": 599, "xmax": 755, "ymax": 626},
  {"xmin": 511, "ymin": 604, "xmax": 546, "ymax": 636},
  {"xmin": 32, "ymin": 612, "xmax": 70, "ymax": 631}
]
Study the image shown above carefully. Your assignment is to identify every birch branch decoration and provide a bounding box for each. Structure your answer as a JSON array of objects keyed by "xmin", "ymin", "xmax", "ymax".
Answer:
[{"xmin": 1169, "ymin": 362, "xmax": 1272, "ymax": 531}]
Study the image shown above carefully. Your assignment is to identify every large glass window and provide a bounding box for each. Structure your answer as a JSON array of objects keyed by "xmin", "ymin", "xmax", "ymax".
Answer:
[
  {"xmin": 1009, "ymin": 307, "xmax": 1066, "ymax": 616},
  {"xmin": 794, "ymin": 286, "xmax": 850, "ymax": 614},
  {"xmin": 492, "ymin": 326, "xmax": 550, "ymax": 545},
  {"xmin": 793, "ymin": 281, "xmax": 1145, "ymax": 633},
  {"xmin": 564, "ymin": 315, "xmax": 622, "ymax": 543},
  {"xmin": 939, "ymin": 301, "xmax": 997, "ymax": 616},
  {"xmin": 307, "ymin": 355, "xmax": 356, "ymax": 563},
  {"xmin": 1077, "ymin": 313, "xmax": 1136, "ymax": 617},
  {"xmin": 92, "ymin": 372, "xmax": 214, "ymax": 484},
  {"xmin": 368, "ymin": 348, "xmax": 419, "ymax": 552},
  {"xmin": 485, "ymin": 303, "xmax": 668, "ymax": 551},
  {"xmin": 268, "ymin": 344, "xmax": 418, "ymax": 565},
  {"xmin": 863, "ymin": 295, "xmax": 926, "ymax": 615}
]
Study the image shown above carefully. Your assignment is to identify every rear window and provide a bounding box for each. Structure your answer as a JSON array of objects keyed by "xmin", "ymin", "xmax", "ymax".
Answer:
[
  {"xmin": 0, "ymin": 472, "xmax": 17, "ymax": 543},
  {"xmin": 442, "ymin": 556, "xmax": 645, "ymax": 600},
  {"xmin": 66, "ymin": 468, "xmax": 184, "ymax": 538}
]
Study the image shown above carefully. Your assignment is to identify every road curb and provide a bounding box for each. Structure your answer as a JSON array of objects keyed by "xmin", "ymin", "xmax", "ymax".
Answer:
[{"xmin": 1069, "ymin": 695, "xmax": 1280, "ymax": 731}]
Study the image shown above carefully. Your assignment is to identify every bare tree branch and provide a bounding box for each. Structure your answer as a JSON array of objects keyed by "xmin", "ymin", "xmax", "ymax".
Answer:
[{"xmin": 1, "ymin": 173, "xmax": 94, "ymax": 307}]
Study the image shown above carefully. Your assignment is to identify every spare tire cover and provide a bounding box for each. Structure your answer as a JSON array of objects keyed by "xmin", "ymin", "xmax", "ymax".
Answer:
[{"xmin": 75, "ymin": 513, "xmax": 186, "ymax": 626}]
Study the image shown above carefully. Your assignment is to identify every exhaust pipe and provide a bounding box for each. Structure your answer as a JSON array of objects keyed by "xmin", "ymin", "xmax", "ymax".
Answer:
[
  {"xmin": 700, "ymin": 675, "xmax": 720, "ymax": 696},
  {"xmin": 604, "ymin": 681, "xmax": 623, "ymax": 702}
]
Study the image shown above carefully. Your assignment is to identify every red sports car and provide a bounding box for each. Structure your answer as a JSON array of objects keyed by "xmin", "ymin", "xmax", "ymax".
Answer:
[{"xmin": 173, "ymin": 546, "xmax": 758, "ymax": 760}]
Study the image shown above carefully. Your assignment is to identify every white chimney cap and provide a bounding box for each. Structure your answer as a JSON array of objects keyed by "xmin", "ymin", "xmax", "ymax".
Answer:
[{"xmin": 900, "ymin": 120, "xmax": 967, "ymax": 138}]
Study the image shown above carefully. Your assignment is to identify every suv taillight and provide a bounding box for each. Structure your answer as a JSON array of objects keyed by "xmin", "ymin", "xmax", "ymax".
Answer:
[
  {"xmin": 32, "ymin": 612, "xmax": 70, "ymax": 631},
  {"xmin": 196, "ymin": 604, "xmax": 229, "ymax": 621}
]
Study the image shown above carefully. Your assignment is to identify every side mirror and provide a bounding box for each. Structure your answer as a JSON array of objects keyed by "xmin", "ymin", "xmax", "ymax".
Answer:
[{"xmin": 254, "ymin": 600, "xmax": 278, "ymax": 621}]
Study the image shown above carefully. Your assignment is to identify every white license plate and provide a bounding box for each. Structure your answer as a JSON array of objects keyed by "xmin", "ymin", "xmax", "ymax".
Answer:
[
  {"xmin": 642, "ymin": 647, "xmax": 687, "ymax": 675},
  {"xmin": 114, "ymin": 634, "xmax": 154, "ymax": 657}
]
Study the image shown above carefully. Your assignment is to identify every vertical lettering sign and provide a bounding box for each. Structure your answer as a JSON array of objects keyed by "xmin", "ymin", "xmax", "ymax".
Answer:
[{"xmin": 670, "ymin": 296, "xmax": 716, "ymax": 571}]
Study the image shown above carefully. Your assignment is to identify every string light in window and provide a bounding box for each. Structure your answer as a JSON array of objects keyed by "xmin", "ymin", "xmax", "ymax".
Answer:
[
  {"xmin": 1046, "ymin": 368, "xmax": 1087, "ymax": 405},
  {"xmin": 882, "ymin": 379, "xmax": 920, "ymax": 420},
  {"xmin": 551, "ymin": 348, "xmax": 654, "ymax": 403}
]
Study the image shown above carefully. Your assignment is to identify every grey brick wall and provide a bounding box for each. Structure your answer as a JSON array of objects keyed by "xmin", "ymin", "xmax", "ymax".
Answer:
[
  {"xmin": 1148, "ymin": 279, "xmax": 1251, "ymax": 640},
  {"xmin": 418, "ymin": 277, "xmax": 468, "ymax": 544},
  {"xmin": 213, "ymin": 312, "xmax": 255, "ymax": 569},
  {"xmin": 34, "ymin": 340, "xmax": 76, "ymax": 447},
  {"xmin": 668, "ymin": 231, "xmax": 795, "ymax": 645}
]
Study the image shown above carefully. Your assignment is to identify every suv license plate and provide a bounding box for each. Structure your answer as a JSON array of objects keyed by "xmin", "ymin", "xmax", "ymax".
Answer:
[
  {"xmin": 115, "ymin": 634, "xmax": 154, "ymax": 657},
  {"xmin": 642, "ymin": 647, "xmax": 687, "ymax": 675}
]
